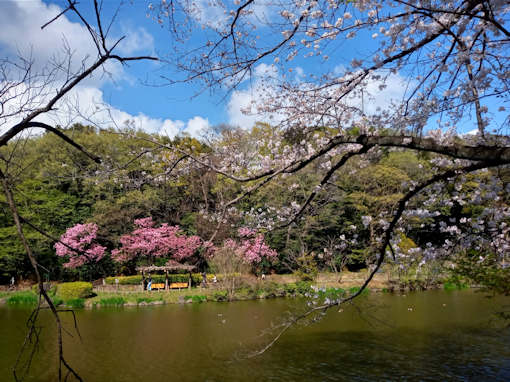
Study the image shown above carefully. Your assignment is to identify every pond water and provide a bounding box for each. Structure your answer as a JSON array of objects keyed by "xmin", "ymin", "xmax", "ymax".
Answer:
[{"xmin": 1, "ymin": 290, "xmax": 509, "ymax": 381}]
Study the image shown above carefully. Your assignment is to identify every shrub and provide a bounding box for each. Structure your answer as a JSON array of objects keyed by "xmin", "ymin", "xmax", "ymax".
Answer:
[
  {"xmin": 51, "ymin": 296, "xmax": 64, "ymax": 306},
  {"xmin": 348, "ymin": 286, "xmax": 370, "ymax": 296},
  {"xmin": 258, "ymin": 282, "xmax": 281, "ymax": 298},
  {"xmin": 443, "ymin": 279, "xmax": 469, "ymax": 291},
  {"xmin": 192, "ymin": 295, "xmax": 207, "ymax": 303},
  {"xmin": 212, "ymin": 291, "xmax": 228, "ymax": 302},
  {"xmin": 283, "ymin": 283, "xmax": 297, "ymax": 295},
  {"xmin": 206, "ymin": 274, "xmax": 223, "ymax": 282},
  {"xmin": 65, "ymin": 298, "xmax": 85, "ymax": 309},
  {"xmin": 295, "ymin": 281, "xmax": 312, "ymax": 295},
  {"xmin": 319, "ymin": 287, "xmax": 346, "ymax": 300},
  {"xmin": 31, "ymin": 283, "xmax": 57, "ymax": 296},
  {"xmin": 295, "ymin": 252, "xmax": 318, "ymax": 281},
  {"xmin": 105, "ymin": 275, "xmax": 143, "ymax": 285},
  {"xmin": 99, "ymin": 297, "xmax": 125, "ymax": 306},
  {"xmin": 236, "ymin": 286, "xmax": 256, "ymax": 299},
  {"xmin": 183, "ymin": 294, "xmax": 207, "ymax": 303},
  {"xmin": 56, "ymin": 282, "xmax": 93, "ymax": 300},
  {"xmin": 7, "ymin": 292, "xmax": 38, "ymax": 306}
]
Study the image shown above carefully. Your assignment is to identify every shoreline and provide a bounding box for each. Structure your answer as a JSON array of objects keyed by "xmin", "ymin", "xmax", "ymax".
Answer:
[{"xmin": 0, "ymin": 272, "xmax": 465, "ymax": 309}]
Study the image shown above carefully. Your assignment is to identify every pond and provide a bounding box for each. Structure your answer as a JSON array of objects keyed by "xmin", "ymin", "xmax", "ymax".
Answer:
[{"xmin": 1, "ymin": 290, "xmax": 509, "ymax": 381}]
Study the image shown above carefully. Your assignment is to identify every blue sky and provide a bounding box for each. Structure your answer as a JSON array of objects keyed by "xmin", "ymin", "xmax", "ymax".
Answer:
[
  {"xmin": 1, "ymin": 0, "xmax": 505, "ymax": 138},
  {"xmin": 0, "ymin": 0, "xmax": 383, "ymax": 137},
  {"xmin": 0, "ymin": 0, "xmax": 230, "ymax": 136}
]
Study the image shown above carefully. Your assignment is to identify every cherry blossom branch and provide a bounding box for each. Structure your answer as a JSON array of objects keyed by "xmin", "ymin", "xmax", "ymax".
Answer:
[
  {"xmin": 248, "ymin": 158, "xmax": 510, "ymax": 357},
  {"xmin": 136, "ymin": 133, "xmax": 510, "ymax": 185},
  {"xmin": 282, "ymin": 143, "xmax": 374, "ymax": 227}
]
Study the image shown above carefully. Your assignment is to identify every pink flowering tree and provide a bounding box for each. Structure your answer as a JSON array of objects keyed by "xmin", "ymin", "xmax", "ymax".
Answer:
[
  {"xmin": 209, "ymin": 227, "xmax": 277, "ymax": 298},
  {"xmin": 145, "ymin": 0, "xmax": 510, "ymax": 316},
  {"xmin": 112, "ymin": 217, "xmax": 213, "ymax": 265},
  {"xmin": 234, "ymin": 227, "xmax": 278, "ymax": 265},
  {"xmin": 54, "ymin": 223, "xmax": 107, "ymax": 269},
  {"xmin": 216, "ymin": 227, "xmax": 277, "ymax": 269}
]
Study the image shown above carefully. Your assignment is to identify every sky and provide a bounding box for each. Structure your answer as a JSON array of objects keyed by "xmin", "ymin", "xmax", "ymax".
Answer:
[
  {"xmin": 0, "ymin": 0, "xmax": 505, "ymax": 139},
  {"xmin": 0, "ymin": 0, "xmax": 221, "ymax": 137},
  {"xmin": 0, "ymin": 0, "xmax": 383, "ymax": 138}
]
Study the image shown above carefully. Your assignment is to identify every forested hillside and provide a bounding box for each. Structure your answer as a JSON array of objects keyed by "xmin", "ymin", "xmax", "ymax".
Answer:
[{"xmin": 1, "ymin": 123, "xmax": 508, "ymax": 288}]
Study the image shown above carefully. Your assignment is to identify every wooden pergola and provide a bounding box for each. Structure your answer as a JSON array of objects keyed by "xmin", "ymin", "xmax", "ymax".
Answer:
[{"xmin": 136, "ymin": 260, "xmax": 195, "ymax": 290}]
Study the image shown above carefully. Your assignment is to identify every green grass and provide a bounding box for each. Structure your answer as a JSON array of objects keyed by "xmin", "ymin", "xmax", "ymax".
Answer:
[
  {"xmin": 5, "ymin": 292, "xmax": 77, "ymax": 307},
  {"xmin": 7, "ymin": 291, "xmax": 38, "ymax": 305},
  {"xmin": 51, "ymin": 296, "xmax": 64, "ymax": 306},
  {"xmin": 187, "ymin": 295, "xmax": 207, "ymax": 303},
  {"xmin": 443, "ymin": 281, "xmax": 469, "ymax": 291},
  {"xmin": 136, "ymin": 296, "xmax": 163, "ymax": 304},
  {"xmin": 65, "ymin": 298, "xmax": 85, "ymax": 309},
  {"xmin": 348, "ymin": 286, "xmax": 370, "ymax": 295},
  {"xmin": 98, "ymin": 297, "xmax": 126, "ymax": 307}
]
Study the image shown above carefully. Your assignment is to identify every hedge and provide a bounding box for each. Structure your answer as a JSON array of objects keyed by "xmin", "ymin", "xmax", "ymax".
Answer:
[{"xmin": 56, "ymin": 282, "xmax": 93, "ymax": 300}]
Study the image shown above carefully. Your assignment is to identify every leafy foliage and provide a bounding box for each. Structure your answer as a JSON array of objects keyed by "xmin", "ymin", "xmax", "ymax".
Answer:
[
  {"xmin": 452, "ymin": 251, "xmax": 510, "ymax": 295},
  {"xmin": 56, "ymin": 282, "xmax": 93, "ymax": 300}
]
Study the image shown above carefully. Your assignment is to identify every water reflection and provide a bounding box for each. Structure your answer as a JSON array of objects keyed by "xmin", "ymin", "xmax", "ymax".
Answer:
[{"xmin": 0, "ymin": 290, "xmax": 509, "ymax": 381}]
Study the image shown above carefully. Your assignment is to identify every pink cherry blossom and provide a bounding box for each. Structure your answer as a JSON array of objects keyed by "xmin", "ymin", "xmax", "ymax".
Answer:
[
  {"xmin": 219, "ymin": 228, "xmax": 277, "ymax": 265},
  {"xmin": 54, "ymin": 223, "xmax": 106, "ymax": 269},
  {"xmin": 112, "ymin": 217, "xmax": 211, "ymax": 263}
]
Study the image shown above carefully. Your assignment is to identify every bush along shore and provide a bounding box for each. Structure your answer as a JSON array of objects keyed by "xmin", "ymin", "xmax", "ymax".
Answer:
[{"xmin": 0, "ymin": 272, "xmax": 471, "ymax": 309}]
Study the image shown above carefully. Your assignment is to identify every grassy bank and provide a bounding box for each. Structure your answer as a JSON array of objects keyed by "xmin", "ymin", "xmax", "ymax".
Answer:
[
  {"xmin": 0, "ymin": 270, "xmax": 464, "ymax": 309},
  {"xmin": 87, "ymin": 281, "xmax": 369, "ymax": 307}
]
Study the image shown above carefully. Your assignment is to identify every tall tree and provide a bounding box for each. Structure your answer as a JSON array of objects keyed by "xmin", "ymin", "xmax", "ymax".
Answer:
[
  {"xmin": 0, "ymin": 1, "xmax": 157, "ymax": 380},
  {"xmin": 149, "ymin": 0, "xmax": 510, "ymax": 306}
]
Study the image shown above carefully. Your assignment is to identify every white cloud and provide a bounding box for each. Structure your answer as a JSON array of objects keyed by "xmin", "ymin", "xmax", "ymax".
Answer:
[
  {"xmin": 350, "ymin": 72, "xmax": 410, "ymax": 115},
  {"xmin": 0, "ymin": 0, "xmax": 110, "ymax": 86},
  {"xmin": 0, "ymin": 1, "xmax": 94, "ymax": 60},
  {"xmin": 189, "ymin": 0, "xmax": 229, "ymax": 29},
  {"xmin": 0, "ymin": 0, "xmax": 156, "ymax": 88},
  {"xmin": 0, "ymin": 82, "xmax": 210, "ymax": 139},
  {"xmin": 116, "ymin": 26, "xmax": 155, "ymax": 56},
  {"xmin": 182, "ymin": 116, "xmax": 211, "ymax": 137},
  {"xmin": 464, "ymin": 129, "xmax": 479, "ymax": 136},
  {"xmin": 228, "ymin": 89, "xmax": 260, "ymax": 129},
  {"xmin": 227, "ymin": 63, "xmax": 282, "ymax": 129},
  {"xmin": 160, "ymin": 119, "xmax": 185, "ymax": 138},
  {"xmin": 0, "ymin": 1, "xmax": 197, "ymax": 141},
  {"xmin": 63, "ymin": 87, "xmax": 210, "ymax": 139},
  {"xmin": 227, "ymin": 65, "xmax": 412, "ymax": 129},
  {"xmin": 190, "ymin": 0, "xmax": 270, "ymax": 30}
]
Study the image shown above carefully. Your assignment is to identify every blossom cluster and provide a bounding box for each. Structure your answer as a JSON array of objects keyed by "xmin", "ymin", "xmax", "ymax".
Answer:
[
  {"xmin": 111, "ymin": 217, "xmax": 206, "ymax": 262},
  {"xmin": 56, "ymin": 218, "xmax": 215, "ymax": 268},
  {"xmin": 223, "ymin": 227, "xmax": 278, "ymax": 264},
  {"xmin": 55, "ymin": 223, "xmax": 106, "ymax": 268}
]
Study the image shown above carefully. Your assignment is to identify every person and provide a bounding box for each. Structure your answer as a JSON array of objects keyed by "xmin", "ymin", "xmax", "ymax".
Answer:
[
  {"xmin": 10, "ymin": 276, "xmax": 15, "ymax": 287},
  {"xmin": 201, "ymin": 272, "xmax": 207, "ymax": 288},
  {"xmin": 147, "ymin": 275, "xmax": 152, "ymax": 291}
]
